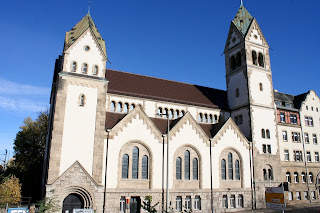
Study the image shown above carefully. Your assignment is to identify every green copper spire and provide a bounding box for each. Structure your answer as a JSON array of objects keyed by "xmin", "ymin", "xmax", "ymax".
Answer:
[{"xmin": 232, "ymin": 5, "xmax": 254, "ymax": 36}]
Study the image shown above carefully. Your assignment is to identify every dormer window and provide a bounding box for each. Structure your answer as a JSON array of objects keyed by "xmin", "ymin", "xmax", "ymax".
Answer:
[
  {"xmin": 71, "ymin": 61, "xmax": 77, "ymax": 72},
  {"xmin": 82, "ymin": 63, "xmax": 88, "ymax": 74},
  {"xmin": 93, "ymin": 65, "xmax": 99, "ymax": 75}
]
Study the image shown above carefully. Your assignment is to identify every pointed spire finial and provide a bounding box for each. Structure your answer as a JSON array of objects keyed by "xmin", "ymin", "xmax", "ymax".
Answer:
[
  {"xmin": 241, "ymin": 0, "xmax": 243, "ymax": 6},
  {"xmin": 88, "ymin": 1, "xmax": 91, "ymax": 14}
]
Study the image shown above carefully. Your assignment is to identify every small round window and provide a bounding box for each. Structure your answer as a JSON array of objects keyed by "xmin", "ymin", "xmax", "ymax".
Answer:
[{"xmin": 84, "ymin": 45, "xmax": 90, "ymax": 51}]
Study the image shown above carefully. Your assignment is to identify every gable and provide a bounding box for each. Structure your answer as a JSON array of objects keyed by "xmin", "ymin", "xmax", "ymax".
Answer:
[
  {"xmin": 245, "ymin": 19, "xmax": 269, "ymax": 47},
  {"xmin": 224, "ymin": 23, "xmax": 244, "ymax": 51}
]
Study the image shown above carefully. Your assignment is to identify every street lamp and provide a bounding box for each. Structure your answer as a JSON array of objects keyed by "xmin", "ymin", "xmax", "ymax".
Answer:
[{"xmin": 157, "ymin": 112, "xmax": 170, "ymax": 212}]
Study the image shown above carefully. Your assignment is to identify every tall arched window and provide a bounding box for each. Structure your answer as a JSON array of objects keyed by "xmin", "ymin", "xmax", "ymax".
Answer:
[
  {"xmin": 117, "ymin": 102, "xmax": 122, "ymax": 112},
  {"xmin": 111, "ymin": 101, "xmax": 116, "ymax": 111},
  {"xmin": 252, "ymin": 51, "xmax": 257, "ymax": 65},
  {"xmin": 268, "ymin": 168, "xmax": 273, "ymax": 180},
  {"xmin": 309, "ymin": 172, "xmax": 313, "ymax": 183},
  {"xmin": 208, "ymin": 115, "xmax": 212, "ymax": 123},
  {"xmin": 122, "ymin": 154, "xmax": 129, "ymax": 179},
  {"xmin": 263, "ymin": 169, "xmax": 267, "ymax": 180},
  {"xmin": 193, "ymin": 158, "xmax": 198, "ymax": 180},
  {"xmin": 199, "ymin": 113, "xmax": 203, "ymax": 122},
  {"xmin": 228, "ymin": 153, "xmax": 233, "ymax": 180},
  {"xmin": 261, "ymin": 129, "xmax": 266, "ymax": 138},
  {"xmin": 142, "ymin": 155, "xmax": 148, "ymax": 179},
  {"xmin": 235, "ymin": 160, "xmax": 240, "ymax": 180},
  {"xmin": 169, "ymin": 109, "xmax": 174, "ymax": 119},
  {"xmin": 266, "ymin": 129, "xmax": 270, "ymax": 139},
  {"xmin": 132, "ymin": 147, "xmax": 139, "ymax": 179},
  {"xmin": 236, "ymin": 52, "xmax": 241, "ymax": 67},
  {"xmin": 176, "ymin": 157, "xmax": 182, "ymax": 180},
  {"xmin": 71, "ymin": 61, "xmax": 77, "ymax": 72},
  {"xmin": 124, "ymin": 103, "xmax": 129, "ymax": 113},
  {"xmin": 204, "ymin": 114, "xmax": 208, "ymax": 123},
  {"xmin": 258, "ymin": 53, "xmax": 264, "ymax": 67},
  {"xmin": 259, "ymin": 83, "xmax": 263, "ymax": 91},
  {"xmin": 286, "ymin": 172, "xmax": 291, "ymax": 183},
  {"xmin": 230, "ymin": 56, "xmax": 236, "ymax": 70},
  {"xmin": 235, "ymin": 88, "xmax": 240, "ymax": 98},
  {"xmin": 185, "ymin": 150, "xmax": 190, "ymax": 180},
  {"xmin": 214, "ymin": 115, "xmax": 218, "ymax": 123},
  {"xmin": 221, "ymin": 159, "xmax": 226, "ymax": 180},
  {"xmin": 93, "ymin": 65, "xmax": 99, "ymax": 75},
  {"xmin": 158, "ymin": 107, "xmax": 162, "ymax": 114},
  {"xmin": 82, "ymin": 63, "xmax": 88, "ymax": 74}
]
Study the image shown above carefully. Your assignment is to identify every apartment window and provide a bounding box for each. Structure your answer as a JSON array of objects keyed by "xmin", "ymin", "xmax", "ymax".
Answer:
[
  {"xmin": 315, "ymin": 152, "xmax": 319, "ymax": 162},
  {"xmin": 311, "ymin": 191, "xmax": 316, "ymax": 200},
  {"xmin": 286, "ymin": 172, "xmax": 291, "ymax": 183},
  {"xmin": 296, "ymin": 191, "xmax": 301, "ymax": 200},
  {"xmin": 294, "ymin": 172, "xmax": 299, "ymax": 183},
  {"xmin": 267, "ymin": 145, "xmax": 271, "ymax": 153},
  {"xmin": 284, "ymin": 150, "xmax": 289, "ymax": 161},
  {"xmin": 304, "ymin": 191, "xmax": 308, "ymax": 200},
  {"xmin": 293, "ymin": 151, "xmax": 303, "ymax": 162},
  {"xmin": 307, "ymin": 152, "xmax": 311, "ymax": 162},
  {"xmin": 262, "ymin": 144, "xmax": 267, "ymax": 153},
  {"xmin": 301, "ymin": 172, "xmax": 306, "ymax": 183},
  {"xmin": 305, "ymin": 133, "xmax": 310, "ymax": 144},
  {"xmin": 292, "ymin": 132, "xmax": 301, "ymax": 143},
  {"xmin": 238, "ymin": 195, "xmax": 244, "ymax": 208},
  {"xmin": 230, "ymin": 195, "xmax": 236, "ymax": 208},
  {"xmin": 290, "ymin": 114, "xmax": 297, "ymax": 124},
  {"xmin": 185, "ymin": 196, "xmax": 191, "ymax": 210},
  {"xmin": 120, "ymin": 197, "xmax": 125, "ymax": 213},
  {"xmin": 288, "ymin": 192, "xmax": 293, "ymax": 200},
  {"xmin": 194, "ymin": 196, "xmax": 201, "ymax": 210},
  {"xmin": 313, "ymin": 134, "xmax": 318, "ymax": 144},
  {"xmin": 175, "ymin": 196, "xmax": 182, "ymax": 211},
  {"xmin": 305, "ymin": 116, "xmax": 314, "ymax": 126},
  {"xmin": 283, "ymin": 131, "xmax": 288, "ymax": 141},
  {"xmin": 280, "ymin": 113, "xmax": 285, "ymax": 123},
  {"xmin": 222, "ymin": 195, "xmax": 228, "ymax": 208}
]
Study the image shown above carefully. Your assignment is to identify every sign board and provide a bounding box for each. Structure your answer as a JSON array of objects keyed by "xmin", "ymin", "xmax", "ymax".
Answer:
[
  {"xmin": 8, "ymin": 207, "xmax": 29, "ymax": 213},
  {"xmin": 73, "ymin": 209, "xmax": 93, "ymax": 213},
  {"xmin": 265, "ymin": 187, "xmax": 285, "ymax": 211}
]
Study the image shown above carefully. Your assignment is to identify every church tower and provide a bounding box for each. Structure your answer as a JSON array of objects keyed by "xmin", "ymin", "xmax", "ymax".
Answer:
[
  {"xmin": 224, "ymin": 5, "xmax": 281, "ymax": 207},
  {"xmin": 43, "ymin": 13, "xmax": 108, "ymax": 212}
]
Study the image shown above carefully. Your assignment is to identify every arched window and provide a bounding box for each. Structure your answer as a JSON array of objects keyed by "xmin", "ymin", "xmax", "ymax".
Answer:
[
  {"xmin": 122, "ymin": 154, "xmax": 129, "ymax": 179},
  {"xmin": 221, "ymin": 159, "xmax": 226, "ymax": 180},
  {"xmin": 132, "ymin": 147, "xmax": 139, "ymax": 179},
  {"xmin": 176, "ymin": 157, "xmax": 182, "ymax": 180},
  {"xmin": 252, "ymin": 51, "xmax": 257, "ymax": 65},
  {"xmin": 174, "ymin": 110, "xmax": 179, "ymax": 118},
  {"xmin": 268, "ymin": 168, "xmax": 273, "ymax": 180},
  {"xmin": 259, "ymin": 83, "xmax": 263, "ymax": 91},
  {"xmin": 71, "ymin": 61, "xmax": 77, "ymax": 72},
  {"xmin": 208, "ymin": 114, "xmax": 212, "ymax": 123},
  {"xmin": 82, "ymin": 63, "xmax": 88, "ymax": 74},
  {"xmin": 158, "ymin": 107, "xmax": 162, "ymax": 114},
  {"xmin": 228, "ymin": 153, "xmax": 233, "ymax": 180},
  {"xmin": 266, "ymin": 129, "xmax": 270, "ymax": 139},
  {"xmin": 258, "ymin": 53, "xmax": 264, "ymax": 67},
  {"xmin": 130, "ymin": 104, "xmax": 135, "ymax": 111},
  {"xmin": 261, "ymin": 129, "xmax": 266, "ymax": 138},
  {"xmin": 235, "ymin": 88, "xmax": 239, "ymax": 98},
  {"xmin": 124, "ymin": 103, "xmax": 129, "ymax": 113},
  {"xmin": 79, "ymin": 94, "xmax": 85, "ymax": 106},
  {"xmin": 235, "ymin": 160, "xmax": 240, "ymax": 180},
  {"xmin": 111, "ymin": 101, "xmax": 116, "ymax": 111},
  {"xmin": 204, "ymin": 114, "xmax": 208, "ymax": 123},
  {"xmin": 263, "ymin": 169, "xmax": 267, "ymax": 180},
  {"xmin": 169, "ymin": 109, "xmax": 174, "ymax": 119},
  {"xmin": 185, "ymin": 150, "xmax": 190, "ymax": 180},
  {"xmin": 117, "ymin": 102, "xmax": 122, "ymax": 112},
  {"xmin": 230, "ymin": 56, "xmax": 236, "ymax": 70},
  {"xmin": 199, "ymin": 113, "xmax": 203, "ymax": 122},
  {"xmin": 164, "ymin": 108, "xmax": 169, "ymax": 116},
  {"xmin": 142, "ymin": 155, "xmax": 148, "ymax": 179},
  {"xmin": 294, "ymin": 172, "xmax": 299, "ymax": 183},
  {"xmin": 193, "ymin": 158, "xmax": 198, "ymax": 180},
  {"xmin": 309, "ymin": 172, "xmax": 313, "ymax": 183},
  {"xmin": 214, "ymin": 115, "xmax": 218, "ymax": 123},
  {"xmin": 181, "ymin": 110, "xmax": 185, "ymax": 116},
  {"xmin": 93, "ymin": 65, "xmax": 99, "ymax": 75},
  {"xmin": 236, "ymin": 52, "xmax": 241, "ymax": 67},
  {"xmin": 286, "ymin": 172, "xmax": 291, "ymax": 183},
  {"xmin": 301, "ymin": 172, "xmax": 306, "ymax": 183}
]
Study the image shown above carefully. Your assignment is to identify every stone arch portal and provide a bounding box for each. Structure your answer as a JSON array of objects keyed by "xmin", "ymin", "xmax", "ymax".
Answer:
[{"xmin": 61, "ymin": 187, "xmax": 93, "ymax": 212}]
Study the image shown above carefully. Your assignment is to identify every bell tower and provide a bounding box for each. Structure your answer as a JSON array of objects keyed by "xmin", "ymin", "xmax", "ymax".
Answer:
[{"xmin": 224, "ymin": 4, "xmax": 281, "ymax": 207}]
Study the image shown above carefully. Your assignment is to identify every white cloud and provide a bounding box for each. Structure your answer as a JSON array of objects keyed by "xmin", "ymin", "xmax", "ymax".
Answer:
[
  {"xmin": 0, "ymin": 96, "xmax": 48, "ymax": 113},
  {"xmin": 0, "ymin": 78, "xmax": 50, "ymax": 96}
]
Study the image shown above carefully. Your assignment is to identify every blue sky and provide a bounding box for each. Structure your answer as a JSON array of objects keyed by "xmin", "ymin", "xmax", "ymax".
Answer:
[{"xmin": 0, "ymin": 0, "xmax": 319, "ymax": 159}]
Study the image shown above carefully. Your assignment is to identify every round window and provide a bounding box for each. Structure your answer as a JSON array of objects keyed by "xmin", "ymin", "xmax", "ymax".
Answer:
[{"xmin": 84, "ymin": 45, "xmax": 90, "ymax": 51}]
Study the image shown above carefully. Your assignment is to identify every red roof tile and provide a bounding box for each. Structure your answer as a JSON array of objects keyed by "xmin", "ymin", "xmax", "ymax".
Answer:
[{"xmin": 105, "ymin": 69, "xmax": 228, "ymax": 109}]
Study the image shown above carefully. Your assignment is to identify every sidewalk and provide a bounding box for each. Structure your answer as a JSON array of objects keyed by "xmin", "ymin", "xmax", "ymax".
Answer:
[{"xmin": 238, "ymin": 202, "xmax": 320, "ymax": 213}]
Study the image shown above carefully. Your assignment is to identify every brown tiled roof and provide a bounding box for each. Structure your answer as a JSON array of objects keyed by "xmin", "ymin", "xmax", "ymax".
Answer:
[
  {"xmin": 105, "ymin": 112, "xmax": 225, "ymax": 138},
  {"xmin": 105, "ymin": 69, "xmax": 228, "ymax": 109}
]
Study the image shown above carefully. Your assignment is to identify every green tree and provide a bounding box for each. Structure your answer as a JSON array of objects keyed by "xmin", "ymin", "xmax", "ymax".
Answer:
[
  {"xmin": 0, "ymin": 175, "xmax": 22, "ymax": 205},
  {"xmin": 5, "ymin": 111, "xmax": 48, "ymax": 202}
]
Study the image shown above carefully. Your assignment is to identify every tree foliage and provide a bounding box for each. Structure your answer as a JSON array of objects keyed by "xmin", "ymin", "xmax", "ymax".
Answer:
[
  {"xmin": 5, "ymin": 111, "xmax": 48, "ymax": 202},
  {"xmin": 37, "ymin": 196, "xmax": 61, "ymax": 213},
  {"xmin": 0, "ymin": 175, "xmax": 22, "ymax": 204}
]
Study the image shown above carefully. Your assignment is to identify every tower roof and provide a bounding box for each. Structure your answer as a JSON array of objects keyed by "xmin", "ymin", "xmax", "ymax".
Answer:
[
  {"xmin": 64, "ymin": 14, "xmax": 106, "ymax": 57},
  {"xmin": 232, "ymin": 5, "xmax": 254, "ymax": 36}
]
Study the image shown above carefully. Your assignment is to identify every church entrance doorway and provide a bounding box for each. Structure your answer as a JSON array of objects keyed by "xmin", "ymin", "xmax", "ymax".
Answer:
[
  {"xmin": 62, "ymin": 193, "xmax": 84, "ymax": 213},
  {"xmin": 130, "ymin": 196, "xmax": 141, "ymax": 213}
]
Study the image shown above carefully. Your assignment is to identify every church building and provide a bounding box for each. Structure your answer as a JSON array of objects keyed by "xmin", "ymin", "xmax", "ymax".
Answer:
[{"xmin": 43, "ymin": 4, "xmax": 320, "ymax": 213}]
